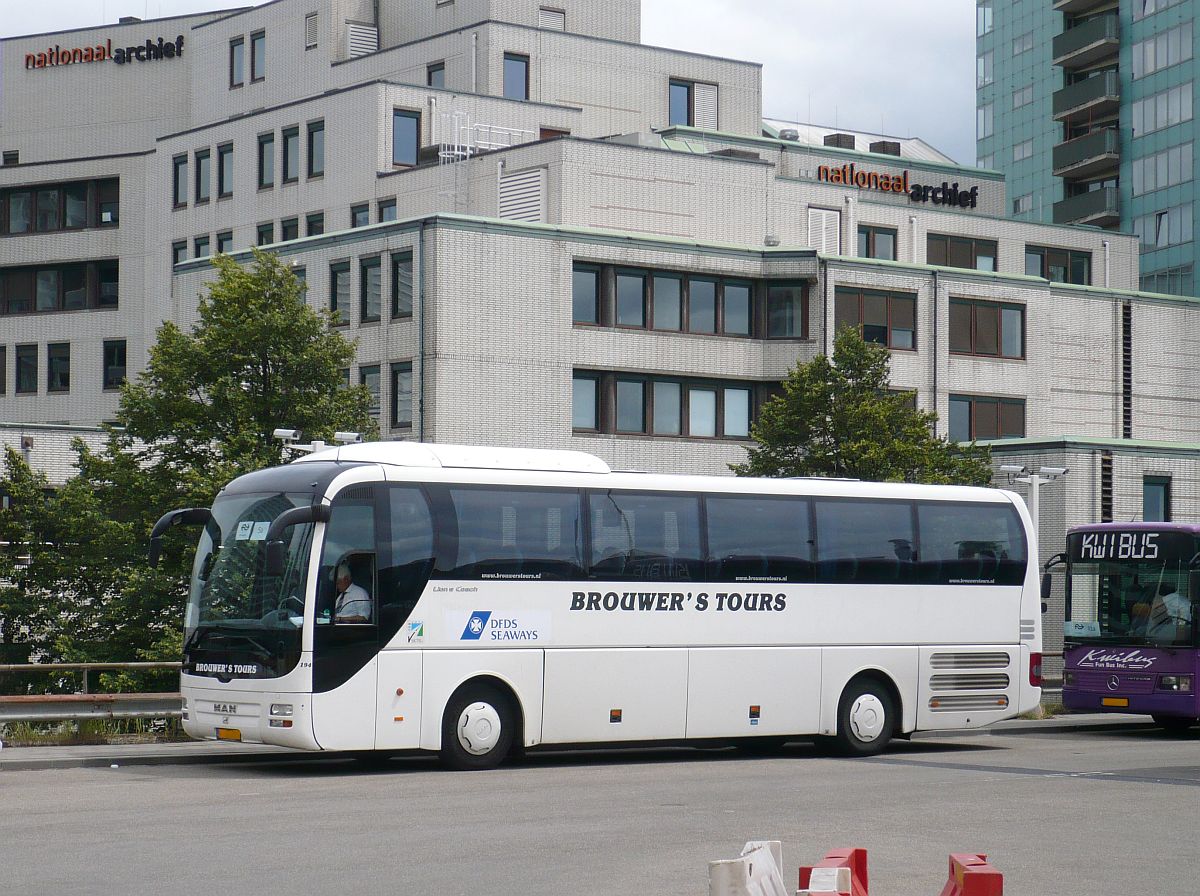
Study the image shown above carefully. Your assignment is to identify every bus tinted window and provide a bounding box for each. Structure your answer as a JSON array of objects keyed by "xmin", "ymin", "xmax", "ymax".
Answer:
[
  {"xmin": 815, "ymin": 500, "xmax": 915, "ymax": 583},
  {"xmin": 378, "ymin": 486, "xmax": 435, "ymax": 639},
  {"xmin": 589, "ymin": 491, "xmax": 702, "ymax": 581},
  {"xmin": 707, "ymin": 495, "xmax": 813, "ymax": 582},
  {"xmin": 917, "ymin": 502, "xmax": 1026, "ymax": 586},
  {"xmin": 448, "ymin": 487, "xmax": 583, "ymax": 580}
]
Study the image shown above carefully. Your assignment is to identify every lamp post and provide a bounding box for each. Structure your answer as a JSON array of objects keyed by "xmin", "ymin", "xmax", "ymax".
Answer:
[{"xmin": 998, "ymin": 464, "xmax": 1068, "ymax": 544}]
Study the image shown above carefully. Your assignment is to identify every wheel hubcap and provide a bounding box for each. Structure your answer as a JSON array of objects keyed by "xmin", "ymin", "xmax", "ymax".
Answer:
[
  {"xmin": 457, "ymin": 701, "xmax": 502, "ymax": 755},
  {"xmin": 848, "ymin": 694, "xmax": 886, "ymax": 743}
]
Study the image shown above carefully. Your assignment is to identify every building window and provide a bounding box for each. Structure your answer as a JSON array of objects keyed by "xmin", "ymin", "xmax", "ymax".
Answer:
[
  {"xmin": 977, "ymin": 50, "xmax": 993, "ymax": 88},
  {"xmin": 0, "ymin": 346, "xmax": 5, "ymax": 394},
  {"xmin": 391, "ymin": 362, "xmax": 413, "ymax": 429},
  {"xmin": 172, "ymin": 241, "xmax": 187, "ymax": 266},
  {"xmin": 927, "ymin": 234, "xmax": 997, "ymax": 272},
  {"xmin": 360, "ymin": 365, "xmax": 380, "ymax": 419},
  {"xmin": 977, "ymin": 102, "xmax": 994, "ymax": 139},
  {"xmin": 307, "ymin": 120, "xmax": 324, "ymax": 178},
  {"xmin": 392, "ymin": 110, "xmax": 420, "ymax": 167},
  {"xmin": 305, "ymin": 13, "xmax": 319, "ymax": 48},
  {"xmin": 977, "ymin": 152, "xmax": 995, "ymax": 169},
  {"xmin": 427, "ymin": 61, "xmax": 445, "ymax": 88},
  {"xmin": 391, "ymin": 251, "xmax": 413, "ymax": 318},
  {"xmin": 503, "ymin": 53, "xmax": 529, "ymax": 101},
  {"xmin": 306, "ymin": 212, "xmax": 324, "ymax": 236},
  {"xmin": 1144, "ymin": 476, "xmax": 1172, "ymax": 521},
  {"xmin": 15, "ymin": 344, "xmax": 36, "ymax": 394},
  {"xmin": 194, "ymin": 148, "xmax": 211, "ymax": 203},
  {"xmin": 2, "ymin": 178, "xmax": 119, "ymax": 235},
  {"xmin": 216, "ymin": 231, "xmax": 233, "ymax": 253},
  {"xmin": 1131, "ymin": 142, "xmax": 1193, "ymax": 196},
  {"xmin": 723, "ymin": 282, "xmax": 751, "ymax": 336},
  {"xmin": 103, "ymin": 340, "xmax": 126, "ymax": 390},
  {"xmin": 195, "ymin": 235, "xmax": 210, "ymax": 258},
  {"xmin": 1132, "ymin": 21, "xmax": 1192, "ymax": 80},
  {"xmin": 360, "ymin": 256, "xmax": 381, "ymax": 322},
  {"xmin": 256, "ymin": 222, "xmax": 273, "ymax": 246},
  {"xmin": 1013, "ymin": 194, "xmax": 1033, "ymax": 215},
  {"xmin": 250, "ymin": 30, "xmax": 266, "ymax": 81},
  {"xmin": 1140, "ymin": 264, "xmax": 1193, "ymax": 295},
  {"xmin": 834, "ymin": 287, "xmax": 916, "ymax": 350},
  {"xmin": 1012, "ymin": 84, "xmax": 1032, "ymax": 109},
  {"xmin": 378, "ymin": 198, "xmax": 397, "ymax": 222},
  {"xmin": 1, "ymin": 261, "xmax": 118, "ymax": 314},
  {"xmin": 351, "ymin": 204, "xmax": 369, "ymax": 228},
  {"xmin": 1024, "ymin": 245, "xmax": 1091, "ymax": 284},
  {"xmin": 766, "ymin": 283, "xmax": 807, "ymax": 338},
  {"xmin": 46, "ymin": 342, "xmax": 70, "ymax": 392},
  {"xmin": 1135, "ymin": 0, "xmax": 1185, "ymax": 21},
  {"xmin": 172, "ymin": 155, "xmax": 188, "ymax": 206},
  {"xmin": 257, "ymin": 133, "xmax": 274, "ymax": 188},
  {"xmin": 1133, "ymin": 204, "xmax": 1194, "ymax": 250},
  {"xmin": 229, "ymin": 36, "xmax": 244, "ymax": 87},
  {"xmin": 281, "ymin": 127, "xmax": 299, "ymax": 182},
  {"xmin": 572, "ymin": 263, "xmax": 600, "ymax": 325},
  {"xmin": 857, "ymin": 225, "xmax": 896, "ymax": 261},
  {"xmin": 539, "ymin": 7, "xmax": 566, "ymax": 30},
  {"xmin": 572, "ymin": 373, "xmax": 599, "ymax": 430},
  {"xmin": 949, "ymin": 299, "xmax": 1024, "ymax": 359},
  {"xmin": 1132, "ymin": 82, "xmax": 1192, "ymax": 136},
  {"xmin": 615, "ymin": 270, "xmax": 646, "ymax": 327},
  {"xmin": 330, "ymin": 262, "xmax": 350, "ymax": 325},
  {"xmin": 576, "ymin": 371, "xmax": 758, "ymax": 439},
  {"xmin": 1012, "ymin": 31, "xmax": 1032, "ymax": 55},
  {"xmin": 1013, "ymin": 139, "xmax": 1033, "ymax": 162},
  {"xmin": 217, "ymin": 144, "xmax": 234, "ymax": 198},
  {"xmin": 615, "ymin": 378, "xmax": 645, "ymax": 432},
  {"xmin": 280, "ymin": 217, "xmax": 299, "ymax": 241},
  {"xmin": 948, "ymin": 395, "xmax": 1025, "ymax": 442},
  {"xmin": 977, "ymin": 1, "xmax": 993, "ymax": 36},
  {"xmin": 669, "ymin": 79, "xmax": 693, "ymax": 126}
]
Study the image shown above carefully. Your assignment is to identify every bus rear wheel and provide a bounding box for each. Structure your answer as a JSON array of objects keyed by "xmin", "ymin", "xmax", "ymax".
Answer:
[
  {"xmin": 834, "ymin": 679, "xmax": 895, "ymax": 757},
  {"xmin": 1152, "ymin": 714, "xmax": 1196, "ymax": 735},
  {"xmin": 440, "ymin": 685, "xmax": 516, "ymax": 771}
]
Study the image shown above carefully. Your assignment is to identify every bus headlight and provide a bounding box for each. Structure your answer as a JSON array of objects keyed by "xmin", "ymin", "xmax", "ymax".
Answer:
[
  {"xmin": 1157, "ymin": 675, "xmax": 1193, "ymax": 693},
  {"xmin": 270, "ymin": 703, "xmax": 293, "ymax": 716},
  {"xmin": 181, "ymin": 696, "xmax": 189, "ymax": 720},
  {"xmin": 1063, "ymin": 670, "xmax": 1075, "ymax": 688}
]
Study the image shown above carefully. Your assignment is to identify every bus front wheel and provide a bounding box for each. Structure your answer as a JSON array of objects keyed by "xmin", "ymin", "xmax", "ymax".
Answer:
[
  {"xmin": 440, "ymin": 685, "xmax": 516, "ymax": 770},
  {"xmin": 1152, "ymin": 714, "xmax": 1196, "ymax": 735},
  {"xmin": 834, "ymin": 679, "xmax": 895, "ymax": 757}
]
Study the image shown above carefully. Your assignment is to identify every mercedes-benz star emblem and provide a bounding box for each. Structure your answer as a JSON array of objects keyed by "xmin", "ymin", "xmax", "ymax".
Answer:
[{"xmin": 1108, "ymin": 675, "xmax": 1120, "ymax": 691}]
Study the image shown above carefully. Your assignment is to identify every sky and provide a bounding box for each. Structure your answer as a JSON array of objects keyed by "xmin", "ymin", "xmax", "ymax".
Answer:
[{"xmin": 2, "ymin": 0, "xmax": 977, "ymax": 164}]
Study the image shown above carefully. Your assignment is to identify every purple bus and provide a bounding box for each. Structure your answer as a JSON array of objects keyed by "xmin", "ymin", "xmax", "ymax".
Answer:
[{"xmin": 1050, "ymin": 523, "xmax": 1197, "ymax": 732}]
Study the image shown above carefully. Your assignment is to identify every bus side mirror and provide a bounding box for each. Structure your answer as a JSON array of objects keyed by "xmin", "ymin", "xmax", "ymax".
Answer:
[
  {"xmin": 262, "ymin": 504, "xmax": 332, "ymax": 576},
  {"xmin": 1190, "ymin": 570, "xmax": 1200, "ymax": 604},
  {"xmin": 1041, "ymin": 572, "xmax": 1052, "ymax": 605},
  {"xmin": 265, "ymin": 540, "xmax": 286, "ymax": 577},
  {"xmin": 148, "ymin": 507, "xmax": 212, "ymax": 567}
]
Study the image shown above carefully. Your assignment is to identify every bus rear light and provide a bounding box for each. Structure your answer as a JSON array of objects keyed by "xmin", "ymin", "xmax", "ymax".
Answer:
[
  {"xmin": 1157, "ymin": 675, "xmax": 1193, "ymax": 693},
  {"xmin": 1029, "ymin": 652, "xmax": 1043, "ymax": 688}
]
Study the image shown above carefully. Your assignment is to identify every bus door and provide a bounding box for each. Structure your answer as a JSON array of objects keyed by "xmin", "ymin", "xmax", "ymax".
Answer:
[{"xmin": 312, "ymin": 484, "xmax": 381, "ymax": 750}]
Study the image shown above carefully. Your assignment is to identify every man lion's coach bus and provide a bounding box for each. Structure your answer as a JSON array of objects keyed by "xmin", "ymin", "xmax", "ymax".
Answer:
[
  {"xmin": 1053, "ymin": 523, "xmax": 1198, "ymax": 732},
  {"xmin": 152, "ymin": 442, "xmax": 1043, "ymax": 769}
]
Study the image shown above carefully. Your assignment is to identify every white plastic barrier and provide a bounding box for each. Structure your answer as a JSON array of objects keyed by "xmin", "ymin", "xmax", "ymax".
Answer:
[{"xmin": 708, "ymin": 840, "xmax": 788, "ymax": 896}]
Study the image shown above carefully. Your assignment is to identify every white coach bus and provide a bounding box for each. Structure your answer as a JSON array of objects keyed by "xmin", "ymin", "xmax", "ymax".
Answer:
[{"xmin": 151, "ymin": 441, "xmax": 1043, "ymax": 769}]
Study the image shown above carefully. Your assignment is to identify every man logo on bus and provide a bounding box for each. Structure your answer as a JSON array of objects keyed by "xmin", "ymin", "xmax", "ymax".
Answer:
[{"xmin": 462, "ymin": 611, "xmax": 491, "ymax": 640}]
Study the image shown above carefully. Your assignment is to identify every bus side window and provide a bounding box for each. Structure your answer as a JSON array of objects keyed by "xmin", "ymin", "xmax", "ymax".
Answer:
[
  {"xmin": 706, "ymin": 495, "xmax": 813, "ymax": 582},
  {"xmin": 814, "ymin": 499, "xmax": 915, "ymax": 584},
  {"xmin": 588, "ymin": 491, "xmax": 702, "ymax": 581},
  {"xmin": 319, "ymin": 489, "xmax": 377, "ymax": 623},
  {"xmin": 916, "ymin": 502, "xmax": 1026, "ymax": 586},
  {"xmin": 378, "ymin": 486, "xmax": 434, "ymax": 641}
]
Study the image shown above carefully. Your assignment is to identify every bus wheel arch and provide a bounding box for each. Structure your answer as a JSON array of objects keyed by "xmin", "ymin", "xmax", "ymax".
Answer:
[
  {"xmin": 439, "ymin": 676, "xmax": 524, "ymax": 770},
  {"xmin": 833, "ymin": 671, "xmax": 901, "ymax": 757}
]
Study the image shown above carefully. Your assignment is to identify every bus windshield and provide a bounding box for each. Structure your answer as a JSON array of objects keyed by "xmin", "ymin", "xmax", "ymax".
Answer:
[
  {"xmin": 1066, "ymin": 530, "xmax": 1196, "ymax": 647},
  {"xmin": 183, "ymin": 491, "xmax": 316, "ymax": 679}
]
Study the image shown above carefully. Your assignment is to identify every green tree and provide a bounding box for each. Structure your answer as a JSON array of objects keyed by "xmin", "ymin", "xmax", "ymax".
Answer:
[{"xmin": 733, "ymin": 327, "xmax": 993, "ymax": 485}]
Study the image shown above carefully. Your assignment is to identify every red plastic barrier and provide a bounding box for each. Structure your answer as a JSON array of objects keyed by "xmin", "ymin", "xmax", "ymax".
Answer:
[
  {"xmin": 798, "ymin": 847, "xmax": 869, "ymax": 896},
  {"xmin": 938, "ymin": 853, "xmax": 1003, "ymax": 896}
]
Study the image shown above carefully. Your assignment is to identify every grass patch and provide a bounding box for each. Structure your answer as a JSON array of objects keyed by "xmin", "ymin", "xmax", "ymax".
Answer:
[
  {"xmin": 1020, "ymin": 702, "xmax": 1066, "ymax": 720},
  {"xmin": 0, "ymin": 718, "xmax": 186, "ymax": 747}
]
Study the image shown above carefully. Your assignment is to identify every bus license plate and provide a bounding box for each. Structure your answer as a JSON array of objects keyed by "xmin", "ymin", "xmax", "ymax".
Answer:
[
  {"xmin": 1101, "ymin": 697, "xmax": 1129, "ymax": 708},
  {"xmin": 216, "ymin": 727, "xmax": 243, "ymax": 741}
]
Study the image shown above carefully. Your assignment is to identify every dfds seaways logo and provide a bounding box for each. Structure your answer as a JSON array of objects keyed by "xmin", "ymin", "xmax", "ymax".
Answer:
[
  {"xmin": 456, "ymin": 609, "xmax": 547, "ymax": 642},
  {"xmin": 461, "ymin": 611, "xmax": 492, "ymax": 640}
]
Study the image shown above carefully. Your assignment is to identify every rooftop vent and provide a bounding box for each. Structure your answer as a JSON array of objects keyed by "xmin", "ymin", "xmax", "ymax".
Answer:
[
  {"xmin": 710, "ymin": 148, "xmax": 761, "ymax": 161},
  {"xmin": 778, "ymin": 128, "xmax": 800, "ymax": 141},
  {"xmin": 823, "ymin": 133, "xmax": 856, "ymax": 150},
  {"xmin": 118, "ymin": 16, "xmax": 142, "ymax": 23},
  {"xmin": 870, "ymin": 140, "xmax": 902, "ymax": 157}
]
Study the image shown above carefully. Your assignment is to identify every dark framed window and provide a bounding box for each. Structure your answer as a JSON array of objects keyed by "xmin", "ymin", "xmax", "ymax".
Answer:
[
  {"xmin": 766, "ymin": 282, "xmax": 807, "ymax": 338},
  {"xmin": 651, "ymin": 273, "xmax": 681, "ymax": 330},
  {"xmin": 250, "ymin": 30, "xmax": 266, "ymax": 81},
  {"xmin": 834, "ymin": 287, "xmax": 916, "ymax": 350},
  {"xmin": 572, "ymin": 373, "xmax": 600, "ymax": 430},
  {"xmin": 256, "ymin": 222, "xmax": 273, "ymax": 246},
  {"xmin": 615, "ymin": 270, "xmax": 646, "ymax": 327},
  {"xmin": 15, "ymin": 344, "xmax": 37, "ymax": 394},
  {"xmin": 669, "ymin": 79, "xmax": 694, "ymax": 126},
  {"xmin": 391, "ymin": 251, "xmax": 413, "ymax": 318},
  {"xmin": 588, "ymin": 490, "xmax": 702, "ymax": 582},
  {"xmin": 47, "ymin": 342, "xmax": 70, "ymax": 392},
  {"xmin": 858, "ymin": 225, "xmax": 897, "ymax": 261},
  {"xmin": 98, "ymin": 180, "xmax": 119, "ymax": 226},
  {"xmin": 392, "ymin": 110, "xmax": 420, "ymax": 167},
  {"xmin": 360, "ymin": 256, "xmax": 381, "ymax": 322},
  {"xmin": 330, "ymin": 261, "xmax": 350, "ymax": 325},
  {"xmin": 1, "ymin": 261, "xmax": 117, "ymax": 314},
  {"xmin": 378, "ymin": 199, "xmax": 397, "ymax": 222},
  {"xmin": 707, "ymin": 495, "xmax": 813, "ymax": 583},
  {"xmin": 257, "ymin": 133, "xmax": 274, "ymax": 188},
  {"xmin": 280, "ymin": 217, "xmax": 299, "ymax": 241},
  {"xmin": 815, "ymin": 499, "xmax": 916, "ymax": 584},
  {"xmin": 688, "ymin": 278, "xmax": 717, "ymax": 334},
  {"xmin": 948, "ymin": 394, "xmax": 1025, "ymax": 441},
  {"xmin": 723, "ymin": 281, "xmax": 751, "ymax": 336},
  {"xmin": 427, "ymin": 61, "xmax": 445, "ymax": 88},
  {"xmin": 360, "ymin": 365, "xmax": 380, "ymax": 419},
  {"xmin": 281, "ymin": 127, "xmax": 300, "ymax": 182},
  {"xmin": 217, "ymin": 144, "xmax": 233, "ymax": 198},
  {"xmin": 1144, "ymin": 476, "xmax": 1171, "ymax": 522},
  {"xmin": 949, "ymin": 299, "xmax": 1024, "ymax": 359},
  {"xmin": 216, "ymin": 231, "xmax": 233, "ymax": 254},
  {"xmin": 229, "ymin": 37, "xmax": 244, "ymax": 87},
  {"xmin": 0, "ymin": 346, "xmax": 5, "ymax": 394},
  {"xmin": 445, "ymin": 486, "xmax": 584, "ymax": 581},
  {"xmin": 1025, "ymin": 245, "xmax": 1091, "ymax": 285},
  {"xmin": 5, "ymin": 191, "xmax": 31, "ymax": 233},
  {"xmin": 390, "ymin": 361, "xmax": 413, "ymax": 429},
  {"xmin": 171, "ymin": 241, "xmax": 187, "ymax": 266},
  {"xmin": 306, "ymin": 212, "xmax": 324, "ymax": 236},
  {"xmin": 503, "ymin": 53, "xmax": 529, "ymax": 101},
  {"xmin": 577, "ymin": 370, "xmax": 758, "ymax": 439},
  {"xmin": 172, "ymin": 155, "xmax": 188, "ymax": 206},
  {"xmin": 615, "ymin": 378, "xmax": 645, "ymax": 432},
  {"xmin": 351, "ymin": 204, "xmax": 369, "ymax": 228},
  {"xmin": 103, "ymin": 340, "xmax": 126, "ymax": 390},
  {"xmin": 194, "ymin": 148, "xmax": 211, "ymax": 203},
  {"xmin": 98, "ymin": 261, "xmax": 118, "ymax": 307},
  {"xmin": 1, "ymin": 179, "xmax": 113, "ymax": 235},
  {"xmin": 195, "ymin": 235, "xmax": 210, "ymax": 258},
  {"xmin": 572, "ymin": 263, "xmax": 600, "ymax": 325},
  {"xmin": 927, "ymin": 234, "xmax": 997, "ymax": 272},
  {"xmin": 307, "ymin": 120, "xmax": 324, "ymax": 178}
]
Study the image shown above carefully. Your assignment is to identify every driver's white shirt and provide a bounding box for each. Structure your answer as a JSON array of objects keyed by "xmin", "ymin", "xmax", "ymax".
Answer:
[
  {"xmin": 1147, "ymin": 590, "xmax": 1191, "ymax": 637},
  {"xmin": 334, "ymin": 582, "xmax": 371, "ymax": 621}
]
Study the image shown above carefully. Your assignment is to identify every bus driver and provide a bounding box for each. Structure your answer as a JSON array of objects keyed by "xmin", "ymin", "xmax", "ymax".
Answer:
[{"xmin": 334, "ymin": 563, "xmax": 371, "ymax": 624}]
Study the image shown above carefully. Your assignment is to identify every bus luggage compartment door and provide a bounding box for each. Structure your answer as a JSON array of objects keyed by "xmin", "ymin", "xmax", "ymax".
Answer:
[{"xmin": 375, "ymin": 649, "xmax": 423, "ymax": 750}]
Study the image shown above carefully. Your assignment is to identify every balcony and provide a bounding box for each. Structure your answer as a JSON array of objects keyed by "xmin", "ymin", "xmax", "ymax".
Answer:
[
  {"xmin": 1052, "ymin": 0, "xmax": 1111, "ymax": 14},
  {"xmin": 1053, "ymin": 187, "xmax": 1120, "ymax": 228},
  {"xmin": 1053, "ymin": 127, "xmax": 1119, "ymax": 179},
  {"xmin": 1052, "ymin": 13, "xmax": 1119, "ymax": 70},
  {"xmin": 1053, "ymin": 72, "xmax": 1120, "ymax": 121}
]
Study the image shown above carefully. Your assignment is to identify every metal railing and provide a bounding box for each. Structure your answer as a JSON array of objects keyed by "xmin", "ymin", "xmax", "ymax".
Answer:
[{"xmin": 0, "ymin": 662, "xmax": 181, "ymax": 724}]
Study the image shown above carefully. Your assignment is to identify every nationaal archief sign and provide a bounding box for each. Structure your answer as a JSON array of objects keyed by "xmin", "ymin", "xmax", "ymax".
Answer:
[
  {"xmin": 25, "ymin": 35, "xmax": 185, "ymax": 70},
  {"xmin": 818, "ymin": 163, "xmax": 980, "ymax": 209}
]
